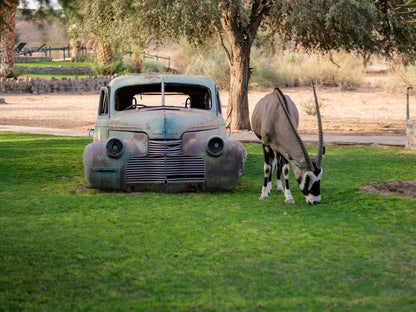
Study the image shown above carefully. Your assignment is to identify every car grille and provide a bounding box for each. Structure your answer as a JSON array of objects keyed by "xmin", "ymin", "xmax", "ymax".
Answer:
[
  {"xmin": 125, "ymin": 139, "xmax": 205, "ymax": 184},
  {"xmin": 148, "ymin": 139, "xmax": 184, "ymax": 157}
]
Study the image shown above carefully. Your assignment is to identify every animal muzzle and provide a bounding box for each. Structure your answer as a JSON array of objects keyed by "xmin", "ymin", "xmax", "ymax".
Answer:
[{"xmin": 305, "ymin": 194, "xmax": 321, "ymax": 205}]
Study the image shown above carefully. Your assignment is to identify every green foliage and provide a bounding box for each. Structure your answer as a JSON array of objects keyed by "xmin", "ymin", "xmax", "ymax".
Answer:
[
  {"xmin": 1, "ymin": 132, "xmax": 416, "ymax": 311},
  {"xmin": 398, "ymin": 0, "xmax": 416, "ymax": 23},
  {"xmin": 92, "ymin": 54, "xmax": 125, "ymax": 76},
  {"xmin": 58, "ymin": 0, "xmax": 416, "ymax": 66},
  {"xmin": 62, "ymin": 0, "xmax": 152, "ymax": 68},
  {"xmin": 282, "ymin": 0, "xmax": 416, "ymax": 58},
  {"xmin": 55, "ymin": 0, "xmax": 416, "ymax": 128},
  {"xmin": 140, "ymin": 60, "xmax": 166, "ymax": 74},
  {"xmin": 11, "ymin": 68, "xmax": 23, "ymax": 79}
]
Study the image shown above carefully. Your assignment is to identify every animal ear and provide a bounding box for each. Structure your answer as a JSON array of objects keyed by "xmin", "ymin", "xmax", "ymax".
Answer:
[{"xmin": 312, "ymin": 151, "xmax": 325, "ymax": 169}]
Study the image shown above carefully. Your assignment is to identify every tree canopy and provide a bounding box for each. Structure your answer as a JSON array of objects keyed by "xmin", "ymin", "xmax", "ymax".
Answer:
[
  {"xmin": 122, "ymin": 0, "xmax": 416, "ymax": 129},
  {"xmin": 281, "ymin": 0, "xmax": 416, "ymax": 68},
  {"xmin": 2, "ymin": 0, "xmax": 416, "ymax": 128}
]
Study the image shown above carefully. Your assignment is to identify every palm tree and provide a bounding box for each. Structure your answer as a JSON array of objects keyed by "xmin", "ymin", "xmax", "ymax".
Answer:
[
  {"xmin": 0, "ymin": 0, "xmax": 19, "ymax": 78},
  {"xmin": 398, "ymin": 0, "xmax": 416, "ymax": 23}
]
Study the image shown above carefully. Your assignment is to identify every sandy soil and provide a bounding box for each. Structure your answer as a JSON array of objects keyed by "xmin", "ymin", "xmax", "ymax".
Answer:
[{"xmin": 0, "ymin": 86, "xmax": 412, "ymax": 135}]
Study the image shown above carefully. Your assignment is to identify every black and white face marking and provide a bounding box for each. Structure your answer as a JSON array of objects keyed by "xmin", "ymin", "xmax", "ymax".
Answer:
[{"xmin": 298, "ymin": 168, "xmax": 323, "ymax": 205}]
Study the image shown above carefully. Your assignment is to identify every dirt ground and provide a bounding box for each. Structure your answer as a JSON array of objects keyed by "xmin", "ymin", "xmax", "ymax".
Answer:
[
  {"xmin": 0, "ymin": 86, "xmax": 413, "ymax": 135},
  {"xmin": 360, "ymin": 181, "xmax": 416, "ymax": 198}
]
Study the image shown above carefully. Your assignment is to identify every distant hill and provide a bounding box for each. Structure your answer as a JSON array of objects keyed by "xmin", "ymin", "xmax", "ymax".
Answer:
[{"xmin": 15, "ymin": 10, "xmax": 68, "ymax": 49}]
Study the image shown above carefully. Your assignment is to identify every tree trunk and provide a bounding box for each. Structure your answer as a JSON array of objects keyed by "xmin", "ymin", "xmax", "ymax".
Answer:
[
  {"xmin": 131, "ymin": 52, "xmax": 142, "ymax": 73},
  {"xmin": 217, "ymin": 0, "xmax": 271, "ymax": 130},
  {"xmin": 0, "ymin": 2, "xmax": 18, "ymax": 78},
  {"xmin": 361, "ymin": 52, "xmax": 371, "ymax": 73},
  {"xmin": 226, "ymin": 44, "xmax": 252, "ymax": 130},
  {"xmin": 70, "ymin": 38, "xmax": 83, "ymax": 62},
  {"xmin": 95, "ymin": 40, "xmax": 113, "ymax": 75}
]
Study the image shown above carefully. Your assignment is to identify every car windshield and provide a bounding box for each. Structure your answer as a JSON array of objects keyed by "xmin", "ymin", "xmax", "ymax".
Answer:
[{"xmin": 115, "ymin": 83, "xmax": 212, "ymax": 111}]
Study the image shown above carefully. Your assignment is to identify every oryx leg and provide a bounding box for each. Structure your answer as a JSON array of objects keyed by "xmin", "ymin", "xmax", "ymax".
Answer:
[
  {"xmin": 275, "ymin": 153, "xmax": 285, "ymax": 193},
  {"xmin": 281, "ymin": 157, "xmax": 295, "ymax": 204},
  {"xmin": 259, "ymin": 145, "xmax": 276, "ymax": 200}
]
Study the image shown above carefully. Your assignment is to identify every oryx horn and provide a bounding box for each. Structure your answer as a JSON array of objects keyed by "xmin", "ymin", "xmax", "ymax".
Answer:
[
  {"xmin": 275, "ymin": 87, "xmax": 314, "ymax": 171},
  {"xmin": 312, "ymin": 82, "xmax": 324, "ymax": 168}
]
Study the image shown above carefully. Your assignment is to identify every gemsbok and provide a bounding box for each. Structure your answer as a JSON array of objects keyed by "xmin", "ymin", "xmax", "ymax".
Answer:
[{"xmin": 251, "ymin": 85, "xmax": 324, "ymax": 204}]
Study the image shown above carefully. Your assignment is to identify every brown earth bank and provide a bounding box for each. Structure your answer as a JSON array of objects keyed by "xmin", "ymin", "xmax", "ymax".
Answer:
[
  {"xmin": 0, "ymin": 86, "xmax": 412, "ymax": 135},
  {"xmin": 360, "ymin": 181, "xmax": 416, "ymax": 198}
]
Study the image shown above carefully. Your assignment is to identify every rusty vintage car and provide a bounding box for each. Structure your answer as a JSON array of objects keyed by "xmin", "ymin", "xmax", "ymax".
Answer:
[{"xmin": 83, "ymin": 75, "xmax": 247, "ymax": 192}]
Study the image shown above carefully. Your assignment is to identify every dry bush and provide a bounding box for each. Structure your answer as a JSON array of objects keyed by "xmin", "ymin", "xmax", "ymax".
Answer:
[
  {"xmin": 171, "ymin": 42, "xmax": 365, "ymax": 91},
  {"xmin": 248, "ymin": 50, "xmax": 364, "ymax": 90}
]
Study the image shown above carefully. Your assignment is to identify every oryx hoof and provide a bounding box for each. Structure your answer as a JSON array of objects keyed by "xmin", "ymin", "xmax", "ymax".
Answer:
[
  {"xmin": 285, "ymin": 199, "xmax": 295, "ymax": 204},
  {"xmin": 259, "ymin": 195, "xmax": 269, "ymax": 200}
]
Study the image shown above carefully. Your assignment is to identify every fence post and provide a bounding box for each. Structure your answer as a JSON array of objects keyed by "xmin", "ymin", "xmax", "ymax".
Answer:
[
  {"xmin": 406, "ymin": 87, "xmax": 416, "ymax": 150},
  {"xmin": 407, "ymin": 87, "xmax": 412, "ymax": 120}
]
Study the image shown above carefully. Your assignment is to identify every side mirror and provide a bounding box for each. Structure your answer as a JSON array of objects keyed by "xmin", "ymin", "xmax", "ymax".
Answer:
[{"xmin": 226, "ymin": 126, "xmax": 231, "ymax": 137}]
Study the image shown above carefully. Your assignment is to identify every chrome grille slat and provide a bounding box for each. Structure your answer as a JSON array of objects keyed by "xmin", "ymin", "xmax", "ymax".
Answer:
[
  {"xmin": 148, "ymin": 139, "xmax": 183, "ymax": 156},
  {"xmin": 125, "ymin": 139, "xmax": 205, "ymax": 184}
]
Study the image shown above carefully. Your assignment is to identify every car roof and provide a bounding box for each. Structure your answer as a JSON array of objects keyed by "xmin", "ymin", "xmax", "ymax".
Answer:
[{"xmin": 108, "ymin": 74, "xmax": 217, "ymax": 91}]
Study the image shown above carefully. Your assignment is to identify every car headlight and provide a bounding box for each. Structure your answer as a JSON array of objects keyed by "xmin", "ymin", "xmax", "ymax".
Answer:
[
  {"xmin": 206, "ymin": 136, "xmax": 224, "ymax": 157},
  {"xmin": 105, "ymin": 137, "xmax": 125, "ymax": 158}
]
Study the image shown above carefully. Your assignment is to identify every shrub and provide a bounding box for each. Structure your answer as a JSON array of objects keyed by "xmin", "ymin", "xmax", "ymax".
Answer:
[
  {"xmin": 92, "ymin": 56, "xmax": 125, "ymax": 75},
  {"xmin": 174, "ymin": 40, "xmax": 364, "ymax": 90},
  {"xmin": 141, "ymin": 60, "xmax": 166, "ymax": 73},
  {"xmin": 173, "ymin": 40, "xmax": 230, "ymax": 89},
  {"xmin": 398, "ymin": 64, "xmax": 416, "ymax": 90},
  {"xmin": 250, "ymin": 50, "xmax": 363, "ymax": 90}
]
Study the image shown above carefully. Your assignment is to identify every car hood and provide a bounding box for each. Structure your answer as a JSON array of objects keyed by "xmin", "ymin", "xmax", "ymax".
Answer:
[{"xmin": 108, "ymin": 108, "xmax": 224, "ymax": 139}]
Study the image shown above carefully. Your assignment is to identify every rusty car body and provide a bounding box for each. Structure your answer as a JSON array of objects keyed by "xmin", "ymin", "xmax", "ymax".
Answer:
[{"xmin": 83, "ymin": 74, "xmax": 246, "ymax": 192}]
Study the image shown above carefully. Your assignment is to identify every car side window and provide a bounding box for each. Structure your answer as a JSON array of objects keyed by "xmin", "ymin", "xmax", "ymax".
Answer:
[
  {"xmin": 216, "ymin": 87, "xmax": 222, "ymax": 114},
  {"xmin": 98, "ymin": 87, "xmax": 109, "ymax": 115}
]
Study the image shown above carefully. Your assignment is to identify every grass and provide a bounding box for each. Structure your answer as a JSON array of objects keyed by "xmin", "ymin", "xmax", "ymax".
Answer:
[
  {"xmin": 13, "ymin": 61, "xmax": 94, "ymax": 79},
  {"xmin": 1, "ymin": 132, "xmax": 416, "ymax": 311},
  {"xmin": 15, "ymin": 61, "xmax": 93, "ymax": 67},
  {"xmin": 18, "ymin": 73, "xmax": 92, "ymax": 79},
  {"xmin": 13, "ymin": 61, "xmax": 93, "ymax": 79}
]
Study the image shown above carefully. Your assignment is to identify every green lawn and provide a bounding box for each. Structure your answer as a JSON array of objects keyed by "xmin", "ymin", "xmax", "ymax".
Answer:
[
  {"xmin": 15, "ymin": 61, "xmax": 93, "ymax": 67},
  {"xmin": 0, "ymin": 132, "xmax": 415, "ymax": 311},
  {"xmin": 18, "ymin": 73, "xmax": 91, "ymax": 78},
  {"xmin": 14, "ymin": 61, "xmax": 94, "ymax": 79}
]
